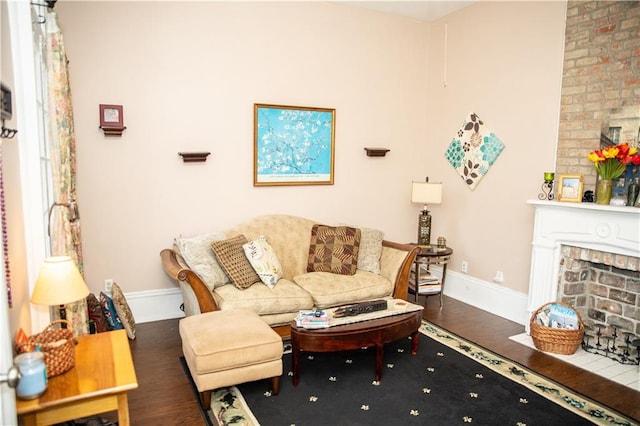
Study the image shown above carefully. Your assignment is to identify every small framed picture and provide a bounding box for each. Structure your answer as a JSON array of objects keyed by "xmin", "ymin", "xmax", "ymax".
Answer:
[
  {"xmin": 99, "ymin": 104, "xmax": 124, "ymax": 127},
  {"xmin": 557, "ymin": 174, "xmax": 583, "ymax": 203}
]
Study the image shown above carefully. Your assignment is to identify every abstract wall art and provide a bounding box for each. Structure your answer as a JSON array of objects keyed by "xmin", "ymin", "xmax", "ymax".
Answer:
[{"xmin": 444, "ymin": 112, "xmax": 505, "ymax": 190}]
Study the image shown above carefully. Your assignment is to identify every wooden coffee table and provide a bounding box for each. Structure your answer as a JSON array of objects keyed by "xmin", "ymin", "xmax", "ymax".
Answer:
[{"xmin": 291, "ymin": 309, "xmax": 423, "ymax": 386}]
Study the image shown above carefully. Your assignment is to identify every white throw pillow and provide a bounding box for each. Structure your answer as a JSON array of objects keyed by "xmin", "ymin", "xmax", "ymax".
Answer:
[
  {"xmin": 175, "ymin": 231, "xmax": 230, "ymax": 290},
  {"xmin": 242, "ymin": 236, "xmax": 283, "ymax": 288},
  {"xmin": 357, "ymin": 227, "xmax": 384, "ymax": 274}
]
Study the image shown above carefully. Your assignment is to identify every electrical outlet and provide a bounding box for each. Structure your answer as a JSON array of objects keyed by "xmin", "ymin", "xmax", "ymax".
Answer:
[
  {"xmin": 104, "ymin": 279, "xmax": 114, "ymax": 293},
  {"xmin": 461, "ymin": 260, "xmax": 468, "ymax": 274},
  {"xmin": 494, "ymin": 270, "xmax": 504, "ymax": 283}
]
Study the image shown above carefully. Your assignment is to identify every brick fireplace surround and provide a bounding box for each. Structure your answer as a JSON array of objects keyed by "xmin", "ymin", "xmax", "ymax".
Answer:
[{"xmin": 527, "ymin": 201, "xmax": 640, "ymax": 342}]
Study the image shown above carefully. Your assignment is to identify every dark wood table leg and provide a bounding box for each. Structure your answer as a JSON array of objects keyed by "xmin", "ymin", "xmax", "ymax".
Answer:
[
  {"xmin": 411, "ymin": 329, "xmax": 419, "ymax": 355},
  {"xmin": 375, "ymin": 343, "xmax": 383, "ymax": 381},
  {"xmin": 292, "ymin": 343, "xmax": 300, "ymax": 386}
]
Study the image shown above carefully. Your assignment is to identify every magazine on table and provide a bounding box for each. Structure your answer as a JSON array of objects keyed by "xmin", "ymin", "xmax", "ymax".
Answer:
[{"xmin": 296, "ymin": 310, "xmax": 329, "ymax": 328}]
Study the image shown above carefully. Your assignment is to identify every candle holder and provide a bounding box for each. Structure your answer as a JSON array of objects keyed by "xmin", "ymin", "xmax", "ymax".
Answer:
[
  {"xmin": 538, "ymin": 172, "xmax": 554, "ymax": 201},
  {"xmin": 581, "ymin": 325, "xmax": 640, "ymax": 365}
]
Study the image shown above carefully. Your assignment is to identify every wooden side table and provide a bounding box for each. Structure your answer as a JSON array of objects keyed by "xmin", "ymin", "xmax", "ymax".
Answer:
[
  {"xmin": 17, "ymin": 329, "xmax": 138, "ymax": 426},
  {"xmin": 409, "ymin": 245, "xmax": 453, "ymax": 307}
]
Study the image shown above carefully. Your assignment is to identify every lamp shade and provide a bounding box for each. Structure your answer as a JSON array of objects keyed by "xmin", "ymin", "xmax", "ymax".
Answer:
[
  {"xmin": 31, "ymin": 256, "xmax": 90, "ymax": 306},
  {"xmin": 411, "ymin": 181, "xmax": 443, "ymax": 205}
]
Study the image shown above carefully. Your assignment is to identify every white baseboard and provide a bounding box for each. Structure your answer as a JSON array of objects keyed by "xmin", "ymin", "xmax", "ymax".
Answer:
[
  {"xmin": 126, "ymin": 273, "xmax": 528, "ymax": 326},
  {"xmin": 125, "ymin": 287, "xmax": 185, "ymax": 324},
  {"xmin": 439, "ymin": 268, "xmax": 529, "ymax": 325}
]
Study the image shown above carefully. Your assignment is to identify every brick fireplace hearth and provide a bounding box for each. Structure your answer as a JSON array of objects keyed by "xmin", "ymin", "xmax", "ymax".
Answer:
[
  {"xmin": 527, "ymin": 201, "xmax": 640, "ymax": 335},
  {"xmin": 557, "ymin": 245, "xmax": 639, "ymax": 342}
]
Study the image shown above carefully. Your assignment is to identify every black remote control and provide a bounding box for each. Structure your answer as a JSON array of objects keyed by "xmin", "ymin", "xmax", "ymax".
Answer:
[{"xmin": 334, "ymin": 300, "xmax": 388, "ymax": 318}]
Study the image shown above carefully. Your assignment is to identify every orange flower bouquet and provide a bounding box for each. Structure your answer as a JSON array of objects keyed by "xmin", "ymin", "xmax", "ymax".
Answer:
[{"xmin": 587, "ymin": 143, "xmax": 640, "ymax": 180}]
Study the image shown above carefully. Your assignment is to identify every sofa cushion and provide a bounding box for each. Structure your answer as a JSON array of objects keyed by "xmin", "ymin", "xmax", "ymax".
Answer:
[
  {"xmin": 213, "ymin": 278, "xmax": 314, "ymax": 316},
  {"xmin": 175, "ymin": 231, "xmax": 230, "ymax": 290},
  {"xmin": 211, "ymin": 235, "xmax": 261, "ymax": 290},
  {"xmin": 242, "ymin": 236, "xmax": 283, "ymax": 288},
  {"xmin": 226, "ymin": 215, "xmax": 315, "ymax": 280},
  {"xmin": 307, "ymin": 225, "xmax": 361, "ymax": 275},
  {"xmin": 293, "ymin": 270, "xmax": 393, "ymax": 309},
  {"xmin": 357, "ymin": 227, "xmax": 384, "ymax": 274}
]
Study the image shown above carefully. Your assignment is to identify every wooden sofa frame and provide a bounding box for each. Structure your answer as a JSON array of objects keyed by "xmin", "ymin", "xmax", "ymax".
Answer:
[{"xmin": 161, "ymin": 240, "xmax": 419, "ymax": 339}]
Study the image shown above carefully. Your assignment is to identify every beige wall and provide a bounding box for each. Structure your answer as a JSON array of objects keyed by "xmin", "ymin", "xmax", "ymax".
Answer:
[
  {"xmin": 424, "ymin": 1, "xmax": 567, "ymax": 292},
  {"xmin": 46, "ymin": 1, "xmax": 566, "ymax": 305}
]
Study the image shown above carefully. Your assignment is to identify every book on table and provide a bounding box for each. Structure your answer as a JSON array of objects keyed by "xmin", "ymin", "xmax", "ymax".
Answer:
[
  {"xmin": 409, "ymin": 265, "xmax": 441, "ymax": 295},
  {"xmin": 296, "ymin": 310, "xmax": 329, "ymax": 328}
]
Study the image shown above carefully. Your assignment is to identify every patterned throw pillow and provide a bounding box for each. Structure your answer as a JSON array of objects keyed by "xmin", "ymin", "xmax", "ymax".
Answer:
[
  {"xmin": 86, "ymin": 293, "xmax": 110, "ymax": 333},
  {"xmin": 242, "ymin": 236, "xmax": 283, "ymax": 288},
  {"xmin": 307, "ymin": 225, "xmax": 361, "ymax": 275},
  {"xmin": 211, "ymin": 235, "xmax": 261, "ymax": 289},
  {"xmin": 111, "ymin": 283, "xmax": 136, "ymax": 340},
  {"xmin": 100, "ymin": 291, "xmax": 124, "ymax": 330}
]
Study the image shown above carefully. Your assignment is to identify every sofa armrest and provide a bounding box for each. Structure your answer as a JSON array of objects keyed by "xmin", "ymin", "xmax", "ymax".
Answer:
[
  {"xmin": 380, "ymin": 241, "xmax": 420, "ymax": 300},
  {"xmin": 160, "ymin": 248, "xmax": 220, "ymax": 313}
]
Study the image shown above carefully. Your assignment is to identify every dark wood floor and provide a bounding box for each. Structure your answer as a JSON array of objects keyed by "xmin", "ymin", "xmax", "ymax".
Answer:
[{"xmin": 105, "ymin": 296, "xmax": 639, "ymax": 425}]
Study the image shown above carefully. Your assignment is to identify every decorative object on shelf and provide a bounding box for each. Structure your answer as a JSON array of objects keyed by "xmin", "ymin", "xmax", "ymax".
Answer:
[
  {"xmin": 538, "ymin": 171, "xmax": 554, "ymax": 201},
  {"xmin": 627, "ymin": 178, "xmax": 639, "ymax": 207},
  {"xmin": 364, "ymin": 148, "xmax": 390, "ymax": 157},
  {"xmin": 557, "ymin": 174, "xmax": 583, "ymax": 203},
  {"xmin": 582, "ymin": 324, "xmax": 639, "ymax": 366},
  {"xmin": 588, "ymin": 142, "xmax": 640, "ymax": 205},
  {"xmin": 444, "ymin": 112, "xmax": 505, "ymax": 190},
  {"xmin": 254, "ymin": 103, "xmax": 335, "ymax": 186},
  {"xmin": 99, "ymin": 104, "xmax": 126, "ymax": 136},
  {"xmin": 595, "ymin": 179, "xmax": 613, "ymax": 205},
  {"xmin": 1, "ymin": 83, "xmax": 17, "ymax": 139},
  {"xmin": 178, "ymin": 152, "xmax": 211, "ymax": 163},
  {"xmin": 30, "ymin": 256, "xmax": 90, "ymax": 331},
  {"xmin": 437, "ymin": 236, "xmax": 446, "ymax": 250},
  {"xmin": 411, "ymin": 177, "xmax": 443, "ymax": 246},
  {"xmin": 582, "ymin": 190, "xmax": 594, "ymax": 203}
]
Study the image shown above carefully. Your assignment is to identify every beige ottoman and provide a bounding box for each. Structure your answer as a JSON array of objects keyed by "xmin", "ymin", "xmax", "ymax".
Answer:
[{"xmin": 179, "ymin": 309, "xmax": 283, "ymax": 408}]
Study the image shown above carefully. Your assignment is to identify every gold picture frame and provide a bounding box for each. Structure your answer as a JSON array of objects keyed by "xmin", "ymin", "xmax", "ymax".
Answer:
[
  {"xmin": 254, "ymin": 103, "xmax": 335, "ymax": 186},
  {"xmin": 557, "ymin": 174, "xmax": 583, "ymax": 203}
]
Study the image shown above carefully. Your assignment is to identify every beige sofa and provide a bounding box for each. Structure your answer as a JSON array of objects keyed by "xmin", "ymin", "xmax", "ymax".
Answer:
[{"xmin": 160, "ymin": 214, "xmax": 418, "ymax": 337}]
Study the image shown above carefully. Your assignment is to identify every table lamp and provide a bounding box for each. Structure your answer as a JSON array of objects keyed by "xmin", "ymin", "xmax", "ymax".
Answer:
[
  {"xmin": 31, "ymin": 256, "xmax": 90, "ymax": 327},
  {"xmin": 411, "ymin": 178, "xmax": 443, "ymax": 246}
]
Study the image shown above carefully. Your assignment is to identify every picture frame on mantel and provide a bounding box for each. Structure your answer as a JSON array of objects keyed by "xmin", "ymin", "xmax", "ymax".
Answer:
[
  {"xmin": 557, "ymin": 174, "xmax": 583, "ymax": 203},
  {"xmin": 254, "ymin": 103, "xmax": 335, "ymax": 186}
]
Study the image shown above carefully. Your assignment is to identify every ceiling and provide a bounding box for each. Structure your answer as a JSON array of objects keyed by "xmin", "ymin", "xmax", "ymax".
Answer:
[{"xmin": 334, "ymin": 1, "xmax": 475, "ymax": 22}]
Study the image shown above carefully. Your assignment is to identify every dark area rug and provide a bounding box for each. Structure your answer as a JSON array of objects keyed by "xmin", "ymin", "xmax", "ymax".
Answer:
[{"xmin": 182, "ymin": 321, "xmax": 635, "ymax": 426}]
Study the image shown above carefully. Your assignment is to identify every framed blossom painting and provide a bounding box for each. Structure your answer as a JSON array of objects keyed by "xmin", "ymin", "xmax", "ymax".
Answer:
[
  {"xmin": 444, "ymin": 113, "xmax": 505, "ymax": 190},
  {"xmin": 254, "ymin": 104, "xmax": 335, "ymax": 186}
]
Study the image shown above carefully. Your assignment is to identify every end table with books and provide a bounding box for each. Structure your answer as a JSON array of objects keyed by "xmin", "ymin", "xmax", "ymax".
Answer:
[{"xmin": 409, "ymin": 244, "xmax": 452, "ymax": 307}]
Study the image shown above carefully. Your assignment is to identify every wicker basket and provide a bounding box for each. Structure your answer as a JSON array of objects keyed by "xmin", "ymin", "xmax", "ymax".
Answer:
[
  {"xmin": 22, "ymin": 320, "xmax": 76, "ymax": 377},
  {"xmin": 530, "ymin": 302, "xmax": 584, "ymax": 355}
]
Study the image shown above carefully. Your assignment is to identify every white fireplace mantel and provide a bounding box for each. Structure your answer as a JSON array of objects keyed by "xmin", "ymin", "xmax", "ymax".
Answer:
[{"xmin": 526, "ymin": 200, "xmax": 640, "ymax": 332}]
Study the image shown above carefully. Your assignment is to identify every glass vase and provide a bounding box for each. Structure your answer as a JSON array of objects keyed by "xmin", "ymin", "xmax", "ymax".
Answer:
[{"xmin": 596, "ymin": 179, "xmax": 613, "ymax": 205}]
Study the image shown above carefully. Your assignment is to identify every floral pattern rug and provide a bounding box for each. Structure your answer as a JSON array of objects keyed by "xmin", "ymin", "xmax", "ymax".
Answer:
[{"xmin": 202, "ymin": 321, "xmax": 634, "ymax": 426}]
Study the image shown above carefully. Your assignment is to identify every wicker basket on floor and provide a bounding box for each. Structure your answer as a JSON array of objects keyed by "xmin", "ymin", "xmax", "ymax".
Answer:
[
  {"xmin": 22, "ymin": 320, "xmax": 76, "ymax": 377},
  {"xmin": 530, "ymin": 302, "xmax": 584, "ymax": 355}
]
